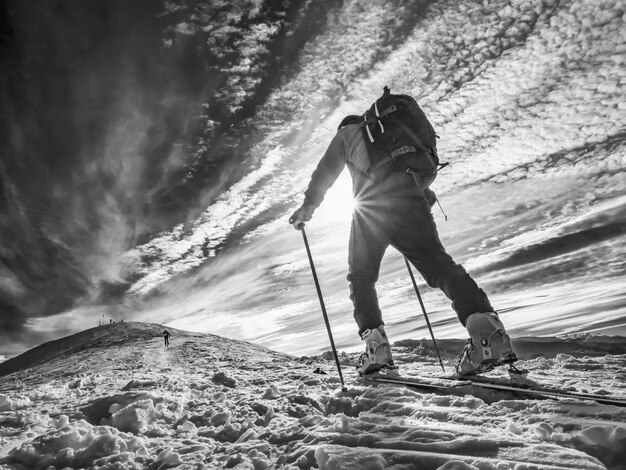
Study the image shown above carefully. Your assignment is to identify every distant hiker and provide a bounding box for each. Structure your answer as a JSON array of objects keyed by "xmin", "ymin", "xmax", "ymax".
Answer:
[
  {"xmin": 289, "ymin": 87, "xmax": 517, "ymax": 377},
  {"xmin": 163, "ymin": 330, "xmax": 170, "ymax": 347}
]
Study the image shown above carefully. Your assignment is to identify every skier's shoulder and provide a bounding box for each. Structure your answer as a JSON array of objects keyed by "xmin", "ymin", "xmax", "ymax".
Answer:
[
  {"xmin": 335, "ymin": 114, "xmax": 361, "ymax": 136},
  {"xmin": 317, "ymin": 116, "xmax": 363, "ymax": 164},
  {"xmin": 337, "ymin": 114, "xmax": 360, "ymax": 131},
  {"xmin": 336, "ymin": 123, "xmax": 360, "ymax": 135},
  {"xmin": 335, "ymin": 121, "xmax": 362, "ymax": 148}
]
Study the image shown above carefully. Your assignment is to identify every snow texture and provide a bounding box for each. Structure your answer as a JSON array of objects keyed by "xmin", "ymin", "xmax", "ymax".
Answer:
[{"xmin": 1, "ymin": 322, "xmax": 624, "ymax": 469}]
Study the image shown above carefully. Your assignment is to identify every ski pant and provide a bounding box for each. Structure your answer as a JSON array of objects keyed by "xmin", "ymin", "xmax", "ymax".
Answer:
[{"xmin": 347, "ymin": 193, "xmax": 493, "ymax": 336}]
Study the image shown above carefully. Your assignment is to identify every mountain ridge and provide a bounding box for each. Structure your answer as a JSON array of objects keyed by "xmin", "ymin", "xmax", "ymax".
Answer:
[{"xmin": 0, "ymin": 321, "xmax": 286, "ymax": 378}]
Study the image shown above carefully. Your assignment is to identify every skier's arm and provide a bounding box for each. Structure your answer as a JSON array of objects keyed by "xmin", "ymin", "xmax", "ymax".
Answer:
[
  {"xmin": 289, "ymin": 132, "xmax": 346, "ymax": 230},
  {"xmin": 302, "ymin": 133, "xmax": 346, "ymax": 210}
]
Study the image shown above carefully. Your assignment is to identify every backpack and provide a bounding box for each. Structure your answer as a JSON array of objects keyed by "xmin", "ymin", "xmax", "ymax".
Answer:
[{"xmin": 360, "ymin": 86, "xmax": 445, "ymax": 189}]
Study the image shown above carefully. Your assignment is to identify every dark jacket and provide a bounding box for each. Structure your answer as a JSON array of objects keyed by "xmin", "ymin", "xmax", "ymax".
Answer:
[{"xmin": 303, "ymin": 124, "xmax": 432, "ymax": 211}]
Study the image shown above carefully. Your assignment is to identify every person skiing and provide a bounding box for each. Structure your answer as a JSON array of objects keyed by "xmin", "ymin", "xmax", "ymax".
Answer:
[
  {"xmin": 289, "ymin": 87, "xmax": 517, "ymax": 377},
  {"xmin": 163, "ymin": 330, "xmax": 170, "ymax": 347}
]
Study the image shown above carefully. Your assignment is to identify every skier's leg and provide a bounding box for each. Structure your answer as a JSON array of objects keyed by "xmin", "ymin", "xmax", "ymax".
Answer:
[
  {"xmin": 391, "ymin": 196, "xmax": 492, "ymax": 326},
  {"xmin": 348, "ymin": 208, "xmax": 399, "ymax": 375},
  {"xmin": 347, "ymin": 210, "xmax": 388, "ymax": 335},
  {"xmin": 391, "ymin": 194, "xmax": 516, "ymax": 374}
]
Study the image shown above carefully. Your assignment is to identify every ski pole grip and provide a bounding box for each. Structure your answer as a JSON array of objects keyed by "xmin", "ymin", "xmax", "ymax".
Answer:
[{"xmin": 288, "ymin": 216, "xmax": 305, "ymax": 230}]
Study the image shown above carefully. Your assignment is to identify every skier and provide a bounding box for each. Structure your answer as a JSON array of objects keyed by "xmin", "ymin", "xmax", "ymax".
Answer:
[
  {"xmin": 163, "ymin": 330, "xmax": 170, "ymax": 347},
  {"xmin": 289, "ymin": 88, "xmax": 517, "ymax": 377}
]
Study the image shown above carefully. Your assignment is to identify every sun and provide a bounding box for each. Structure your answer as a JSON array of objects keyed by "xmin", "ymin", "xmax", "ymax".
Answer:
[{"xmin": 316, "ymin": 171, "xmax": 355, "ymax": 224}]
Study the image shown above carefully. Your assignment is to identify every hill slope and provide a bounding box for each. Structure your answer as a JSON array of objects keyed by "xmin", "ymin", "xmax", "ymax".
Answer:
[{"xmin": 0, "ymin": 323, "xmax": 625, "ymax": 469}]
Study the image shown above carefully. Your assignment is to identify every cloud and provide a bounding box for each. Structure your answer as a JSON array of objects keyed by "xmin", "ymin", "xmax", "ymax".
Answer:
[
  {"xmin": 2, "ymin": 0, "xmax": 625, "ymax": 355},
  {"xmin": 123, "ymin": 0, "xmax": 626, "ymax": 294},
  {"xmin": 127, "ymin": 145, "xmax": 288, "ymax": 294}
]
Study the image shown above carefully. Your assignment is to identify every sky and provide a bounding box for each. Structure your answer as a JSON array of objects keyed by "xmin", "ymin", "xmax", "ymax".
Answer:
[{"xmin": 0, "ymin": 0, "xmax": 625, "ymax": 360}]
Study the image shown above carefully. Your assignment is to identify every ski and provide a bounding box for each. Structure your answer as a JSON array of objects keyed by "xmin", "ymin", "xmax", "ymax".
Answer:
[{"xmin": 363, "ymin": 374, "xmax": 626, "ymax": 407}]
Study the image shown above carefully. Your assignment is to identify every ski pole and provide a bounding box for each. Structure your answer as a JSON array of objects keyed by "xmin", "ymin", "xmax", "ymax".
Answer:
[
  {"xmin": 404, "ymin": 257, "xmax": 445, "ymax": 372},
  {"xmin": 300, "ymin": 226, "xmax": 347, "ymax": 392}
]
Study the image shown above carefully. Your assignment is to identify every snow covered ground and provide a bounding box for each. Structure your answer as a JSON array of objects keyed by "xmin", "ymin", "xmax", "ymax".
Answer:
[{"xmin": 1, "ymin": 322, "xmax": 625, "ymax": 470}]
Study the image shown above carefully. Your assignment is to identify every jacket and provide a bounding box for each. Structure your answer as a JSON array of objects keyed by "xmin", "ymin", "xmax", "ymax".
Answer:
[{"xmin": 303, "ymin": 123, "xmax": 428, "ymax": 211}]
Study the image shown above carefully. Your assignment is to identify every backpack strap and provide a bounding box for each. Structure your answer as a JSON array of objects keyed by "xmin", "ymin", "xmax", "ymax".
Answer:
[
  {"xmin": 372, "ymin": 143, "xmax": 439, "ymax": 171},
  {"xmin": 361, "ymin": 103, "xmax": 402, "ymax": 143},
  {"xmin": 391, "ymin": 145, "xmax": 418, "ymax": 160},
  {"xmin": 362, "ymin": 108, "xmax": 386, "ymax": 143},
  {"xmin": 362, "ymin": 90, "xmax": 396, "ymax": 143},
  {"xmin": 363, "ymin": 115, "xmax": 375, "ymax": 143},
  {"xmin": 378, "ymin": 104, "xmax": 398, "ymax": 119},
  {"xmin": 371, "ymin": 145, "xmax": 416, "ymax": 170},
  {"xmin": 374, "ymin": 101, "xmax": 385, "ymax": 134}
]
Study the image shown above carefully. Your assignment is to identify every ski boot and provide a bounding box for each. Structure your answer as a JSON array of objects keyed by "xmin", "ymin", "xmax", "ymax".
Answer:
[
  {"xmin": 456, "ymin": 312, "xmax": 517, "ymax": 376},
  {"xmin": 357, "ymin": 326, "xmax": 399, "ymax": 376}
]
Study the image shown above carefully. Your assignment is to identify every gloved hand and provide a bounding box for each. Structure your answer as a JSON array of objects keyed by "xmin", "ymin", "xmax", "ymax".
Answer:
[{"xmin": 289, "ymin": 205, "xmax": 314, "ymax": 230}]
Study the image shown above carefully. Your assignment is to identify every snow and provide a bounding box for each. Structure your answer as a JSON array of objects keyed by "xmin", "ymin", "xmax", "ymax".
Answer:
[
  {"xmin": 0, "ymin": 396, "xmax": 12, "ymax": 412},
  {"xmin": 1, "ymin": 322, "xmax": 624, "ymax": 469}
]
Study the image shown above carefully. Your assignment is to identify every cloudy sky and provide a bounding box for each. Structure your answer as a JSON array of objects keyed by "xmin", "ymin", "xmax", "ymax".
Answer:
[{"xmin": 1, "ymin": 0, "xmax": 625, "ymax": 360}]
